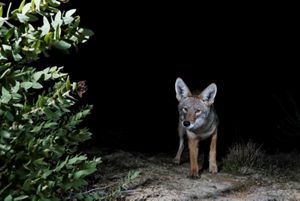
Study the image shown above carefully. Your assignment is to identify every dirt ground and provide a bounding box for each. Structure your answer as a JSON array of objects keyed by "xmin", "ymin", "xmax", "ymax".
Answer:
[{"xmin": 89, "ymin": 150, "xmax": 300, "ymax": 201}]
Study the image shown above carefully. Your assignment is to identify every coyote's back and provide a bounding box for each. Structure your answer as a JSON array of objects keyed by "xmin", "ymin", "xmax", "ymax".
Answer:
[{"xmin": 174, "ymin": 77, "xmax": 219, "ymax": 178}]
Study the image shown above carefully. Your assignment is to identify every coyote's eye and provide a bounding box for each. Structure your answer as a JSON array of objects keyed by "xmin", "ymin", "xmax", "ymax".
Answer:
[
  {"xmin": 182, "ymin": 107, "xmax": 188, "ymax": 113},
  {"xmin": 195, "ymin": 109, "xmax": 202, "ymax": 115}
]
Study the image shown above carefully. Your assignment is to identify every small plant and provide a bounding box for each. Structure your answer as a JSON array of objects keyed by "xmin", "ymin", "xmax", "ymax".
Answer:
[
  {"xmin": 222, "ymin": 140, "xmax": 265, "ymax": 175},
  {"xmin": 74, "ymin": 170, "xmax": 140, "ymax": 201},
  {"xmin": 100, "ymin": 170, "xmax": 140, "ymax": 201}
]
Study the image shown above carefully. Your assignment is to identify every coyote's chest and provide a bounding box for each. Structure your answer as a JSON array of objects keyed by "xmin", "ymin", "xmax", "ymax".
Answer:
[{"xmin": 186, "ymin": 124, "xmax": 217, "ymax": 140}]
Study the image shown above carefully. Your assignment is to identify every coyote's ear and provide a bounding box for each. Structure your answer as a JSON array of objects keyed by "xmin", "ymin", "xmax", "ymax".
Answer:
[
  {"xmin": 175, "ymin": 77, "xmax": 192, "ymax": 101},
  {"xmin": 199, "ymin": 83, "xmax": 217, "ymax": 105}
]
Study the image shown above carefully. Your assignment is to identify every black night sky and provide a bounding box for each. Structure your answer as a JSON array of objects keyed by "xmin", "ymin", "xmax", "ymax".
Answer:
[{"xmin": 51, "ymin": 2, "xmax": 300, "ymax": 155}]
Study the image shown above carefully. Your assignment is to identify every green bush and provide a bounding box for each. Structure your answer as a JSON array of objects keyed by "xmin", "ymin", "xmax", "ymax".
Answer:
[{"xmin": 0, "ymin": 1, "xmax": 100, "ymax": 200}]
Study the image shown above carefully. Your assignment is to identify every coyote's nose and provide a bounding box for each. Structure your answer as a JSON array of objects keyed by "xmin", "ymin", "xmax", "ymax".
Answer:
[{"xmin": 183, "ymin": 121, "xmax": 190, "ymax": 127}]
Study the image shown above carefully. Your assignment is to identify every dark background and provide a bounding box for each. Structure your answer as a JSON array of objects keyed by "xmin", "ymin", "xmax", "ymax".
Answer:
[{"xmin": 53, "ymin": 2, "xmax": 299, "ymax": 154}]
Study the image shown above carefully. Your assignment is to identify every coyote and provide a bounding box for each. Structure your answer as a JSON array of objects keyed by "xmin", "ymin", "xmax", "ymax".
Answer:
[{"xmin": 174, "ymin": 77, "xmax": 218, "ymax": 178}]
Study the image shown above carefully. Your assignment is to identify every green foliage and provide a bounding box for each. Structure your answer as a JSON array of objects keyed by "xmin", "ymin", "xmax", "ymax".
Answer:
[
  {"xmin": 0, "ymin": 1, "xmax": 100, "ymax": 200},
  {"xmin": 0, "ymin": 0, "xmax": 93, "ymax": 66}
]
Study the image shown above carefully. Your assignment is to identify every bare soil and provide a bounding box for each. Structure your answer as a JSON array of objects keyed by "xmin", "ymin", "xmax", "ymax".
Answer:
[{"xmin": 89, "ymin": 150, "xmax": 300, "ymax": 201}]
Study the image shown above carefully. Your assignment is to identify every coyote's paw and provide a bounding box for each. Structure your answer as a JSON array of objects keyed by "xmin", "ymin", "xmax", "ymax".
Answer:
[
  {"xmin": 188, "ymin": 169, "xmax": 200, "ymax": 179},
  {"xmin": 173, "ymin": 157, "xmax": 181, "ymax": 165},
  {"xmin": 209, "ymin": 163, "xmax": 218, "ymax": 174},
  {"xmin": 188, "ymin": 173, "xmax": 200, "ymax": 179}
]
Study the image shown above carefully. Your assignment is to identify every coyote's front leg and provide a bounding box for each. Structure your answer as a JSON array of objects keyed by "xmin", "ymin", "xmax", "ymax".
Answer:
[
  {"xmin": 209, "ymin": 130, "xmax": 218, "ymax": 174},
  {"xmin": 174, "ymin": 123, "xmax": 185, "ymax": 164},
  {"xmin": 188, "ymin": 137, "xmax": 199, "ymax": 178}
]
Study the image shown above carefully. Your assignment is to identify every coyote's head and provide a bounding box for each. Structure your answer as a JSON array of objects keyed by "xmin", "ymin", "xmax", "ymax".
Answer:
[{"xmin": 175, "ymin": 77, "xmax": 217, "ymax": 130}]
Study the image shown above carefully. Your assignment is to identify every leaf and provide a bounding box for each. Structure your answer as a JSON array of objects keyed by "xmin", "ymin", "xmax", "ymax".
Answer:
[
  {"xmin": 43, "ymin": 67, "xmax": 50, "ymax": 74},
  {"xmin": 36, "ymin": 95, "xmax": 45, "ymax": 107},
  {"xmin": 64, "ymin": 9, "xmax": 76, "ymax": 24},
  {"xmin": 82, "ymin": 109, "xmax": 91, "ymax": 116},
  {"xmin": 33, "ymin": 158, "xmax": 46, "ymax": 166},
  {"xmin": 74, "ymin": 168, "xmax": 96, "ymax": 179},
  {"xmin": 21, "ymin": 82, "xmax": 33, "ymax": 90},
  {"xmin": 72, "ymin": 82, "xmax": 77, "ymax": 91},
  {"xmin": 63, "ymin": 16, "xmax": 74, "ymax": 25},
  {"xmin": 43, "ymin": 122, "xmax": 58, "ymax": 128},
  {"xmin": 41, "ymin": 185, "xmax": 48, "ymax": 191},
  {"xmin": 40, "ymin": 16, "xmax": 50, "ymax": 36},
  {"xmin": 31, "ymin": 0, "xmax": 35, "ymax": 11},
  {"xmin": 12, "ymin": 81, "xmax": 20, "ymax": 93},
  {"xmin": 41, "ymin": 169, "xmax": 52, "ymax": 179},
  {"xmin": 54, "ymin": 40, "xmax": 71, "ymax": 50},
  {"xmin": 23, "ymin": 160, "xmax": 32, "ymax": 171},
  {"xmin": 4, "ymin": 195, "xmax": 12, "ymax": 201},
  {"xmin": 55, "ymin": 156, "xmax": 69, "ymax": 172},
  {"xmin": 0, "ymin": 17, "xmax": 5, "ymax": 27},
  {"xmin": 66, "ymin": 76, "xmax": 71, "ymax": 90},
  {"xmin": 55, "ymin": 25, "xmax": 61, "ymax": 40},
  {"xmin": 0, "ymin": 5, "xmax": 3, "ymax": 17},
  {"xmin": 44, "ymin": 73, "xmax": 51, "ymax": 80},
  {"xmin": 0, "ymin": 144, "xmax": 11, "ymax": 151},
  {"xmin": 5, "ymin": 111, "xmax": 14, "ymax": 121},
  {"xmin": 34, "ymin": 40, "xmax": 41, "ymax": 54},
  {"xmin": 79, "ymin": 28, "xmax": 94, "ymax": 37},
  {"xmin": 32, "ymin": 82, "xmax": 43, "ymax": 89},
  {"xmin": 69, "ymin": 155, "xmax": 86, "ymax": 165},
  {"xmin": 28, "ymin": 23, "xmax": 35, "ymax": 31},
  {"xmin": 4, "ymin": 28, "xmax": 14, "ymax": 42},
  {"xmin": 13, "ymin": 43, "xmax": 21, "ymax": 53},
  {"xmin": 52, "ymin": 10, "xmax": 62, "ymax": 29},
  {"xmin": 17, "ymin": 13, "xmax": 30, "ymax": 23},
  {"xmin": 2, "ymin": 44, "xmax": 11, "ymax": 51},
  {"xmin": 27, "ymin": 14, "xmax": 39, "ymax": 22},
  {"xmin": 65, "ymin": 9, "xmax": 76, "ymax": 17},
  {"xmin": 18, "ymin": 0, "xmax": 26, "ymax": 13},
  {"xmin": 31, "ymin": 124, "xmax": 43, "ymax": 132},
  {"xmin": 1, "ymin": 87, "xmax": 11, "ymax": 103},
  {"xmin": 33, "ymin": 71, "xmax": 43, "ymax": 81},
  {"xmin": 34, "ymin": 0, "xmax": 41, "ymax": 11},
  {"xmin": 49, "ymin": 66, "xmax": 57, "ymax": 72},
  {"xmin": 22, "ymin": 3, "xmax": 31, "ymax": 15},
  {"xmin": 44, "ymin": 32, "xmax": 53, "ymax": 45},
  {"xmin": 0, "ymin": 68, "xmax": 11, "ymax": 79},
  {"xmin": 13, "ymin": 103, "xmax": 24, "ymax": 108},
  {"xmin": 12, "ymin": 51, "xmax": 22, "ymax": 62},
  {"xmin": 0, "ymin": 130, "xmax": 10, "ymax": 138},
  {"xmin": 14, "ymin": 195, "xmax": 29, "ymax": 201},
  {"xmin": 73, "ymin": 16, "xmax": 80, "ymax": 28},
  {"xmin": 43, "ymin": 108, "xmax": 56, "ymax": 118},
  {"xmin": 49, "ymin": 0, "xmax": 61, "ymax": 6},
  {"xmin": 12, "ymin": 93, "xmax": 22, "ymax": 100}
]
